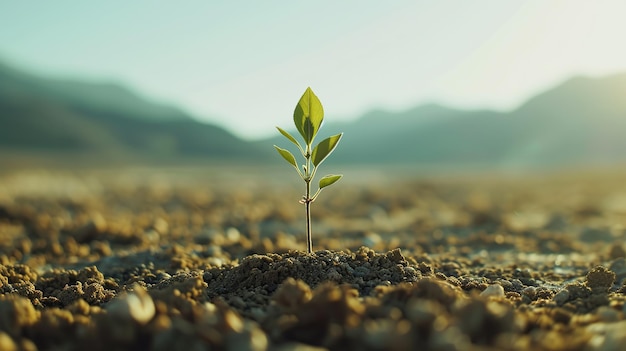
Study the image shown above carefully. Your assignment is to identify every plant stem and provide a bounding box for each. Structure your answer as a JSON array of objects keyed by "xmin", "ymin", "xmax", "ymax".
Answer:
[
  {"xmin": 305, "ymin": 179, "xmax": 312, "ymax": 253},
  {"xmin": 304, "ymin": 145, "xmax": 313, "ymax": 254}
]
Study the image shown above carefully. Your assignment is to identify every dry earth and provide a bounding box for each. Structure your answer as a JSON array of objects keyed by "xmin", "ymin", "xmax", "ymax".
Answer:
[{"xmin": 1, "ymin": 168, "xmax": 626, "ymax": 350}]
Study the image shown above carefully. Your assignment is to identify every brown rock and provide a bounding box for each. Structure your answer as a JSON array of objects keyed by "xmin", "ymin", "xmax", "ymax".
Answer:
[
  {"xmin": 0, "ymin": 295, "xmax": 39, "ymax": 338},
  {"xmin": 273, "ymin": 278, "xmax": 313, "ymax": 311},
  {"xmin": 586, "ymin": 266, "xmax": 616, "ymax": 292}
]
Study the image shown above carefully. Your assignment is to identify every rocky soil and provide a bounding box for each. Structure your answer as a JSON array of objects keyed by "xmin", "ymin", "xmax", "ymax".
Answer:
[{"xmin": 1, "ymin": 168, "xmax": 626, "ymax": 350}]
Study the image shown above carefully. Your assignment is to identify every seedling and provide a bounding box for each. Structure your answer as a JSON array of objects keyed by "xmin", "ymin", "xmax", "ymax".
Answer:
[{"xmin": 274, "ymin": 87, "xmax": 343, "ymax": 254}]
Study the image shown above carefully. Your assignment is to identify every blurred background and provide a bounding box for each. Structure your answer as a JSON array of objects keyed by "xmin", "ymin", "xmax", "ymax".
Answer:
[{"xmin": 1, "ymin": 1, "xmax": 626, "ymax": 175}]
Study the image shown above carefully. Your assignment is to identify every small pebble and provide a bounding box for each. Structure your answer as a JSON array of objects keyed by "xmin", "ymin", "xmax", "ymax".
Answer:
[
  {"xmin": 107, "ymin": 285, "xmax": 155, "ymax": 325},
  {"xmin": 553, "ymin": 289, "xmax": 570, "ymax": 306},
  {"xmin": 480, "ymin": 284, "xmax": 505, "ymax": 298},
  {"xmin": 522, "ymin": 286, "xmax": 537, "ymax": 299}
]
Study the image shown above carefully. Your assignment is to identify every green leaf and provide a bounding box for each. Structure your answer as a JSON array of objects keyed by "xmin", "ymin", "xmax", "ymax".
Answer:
[
  {"xmin": 293, "ymin": 87, "xmax": 324, "ymax": 145},
  {"xmin": 319, "ymin": 174, "xmax": 342, "ymax": 189},
  {"xmin": 274, "ymin": 145, "xmax": 298, "ymax": 170},
  {"xmin": 276, "ymin": 127, "xmax": 303, "ymax": 151},
  {"xmin": 311, "ymin": 133, "xmax": 343, "ymax": 167}
]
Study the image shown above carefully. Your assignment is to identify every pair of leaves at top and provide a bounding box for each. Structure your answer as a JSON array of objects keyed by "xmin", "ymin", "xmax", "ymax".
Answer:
[
  {"xmin": 274, "ymin": 87, "xmax": 342, "ymax": 190},
  {"xmin": 276, "ymin": 127, "xmax": 342, "ymax": 168}
]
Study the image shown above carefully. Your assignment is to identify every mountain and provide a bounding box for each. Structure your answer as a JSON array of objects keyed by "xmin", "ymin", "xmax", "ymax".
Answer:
[
  {"xmin": 264, "ymin": 73, "xmax": 626, "ymax": 170},
  {"xmin": 3, "ymin": 58, "xmax": 625, "ymax": 170},
  {"xmin": 503, "ymin": 74, "xmax": 626, "ymax": 167},
  {"xmin": 0, "ymin": 61, "xmax": 266, "ymax": 163}
]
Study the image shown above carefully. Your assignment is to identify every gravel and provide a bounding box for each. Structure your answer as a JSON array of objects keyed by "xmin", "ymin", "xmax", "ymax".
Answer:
[{"xmin": 0, "ymin": 169, "xmax": 625, "ymax": 350}]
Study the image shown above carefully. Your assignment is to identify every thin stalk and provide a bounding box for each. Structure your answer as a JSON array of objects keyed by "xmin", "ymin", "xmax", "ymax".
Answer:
[
  {"xmin": 305, "ymin": 179, "xmax": 312, "ymax": 253},
  {"xmin": 304, "ymin": 144, "xmax": 313, "ymax": 254}
]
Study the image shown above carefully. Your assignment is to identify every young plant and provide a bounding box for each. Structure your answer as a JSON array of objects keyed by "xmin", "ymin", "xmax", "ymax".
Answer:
[{"xmin": 274, "ymin": 87, "xmax": 343, "ymax": 254}]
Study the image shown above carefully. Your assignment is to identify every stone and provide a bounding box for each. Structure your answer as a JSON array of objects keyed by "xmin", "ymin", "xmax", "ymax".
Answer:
[
  {"xmin": 586, "ymin": 266, "xmax": 616, "ymax": 292},
  {"xmin": 107, "ymin": 285, "xmax": 155, "ymax": 325},
  {"xmin": 480, "ymin": 284, "xmax": 505, "ymax": 298},
  {"xmin": 553, "ymin": 289, "xmax": 570, "ymax": 306}
]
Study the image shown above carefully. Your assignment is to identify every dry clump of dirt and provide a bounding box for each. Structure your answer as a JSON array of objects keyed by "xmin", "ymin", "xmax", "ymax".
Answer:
[{"xmin": 1, "ymin": 169, "xmax": 626, "ymax": 350}]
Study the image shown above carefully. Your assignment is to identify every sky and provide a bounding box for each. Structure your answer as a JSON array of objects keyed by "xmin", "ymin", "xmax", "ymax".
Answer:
[{"xmin": 2, "ymin": 1, "xmax": 626, "ymax": 140}]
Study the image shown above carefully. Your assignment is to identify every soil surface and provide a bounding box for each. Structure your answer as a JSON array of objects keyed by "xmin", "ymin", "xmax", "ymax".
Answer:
[{"xmin": 1, "ymin": 168, "xmax": 626, "ymax": 350}]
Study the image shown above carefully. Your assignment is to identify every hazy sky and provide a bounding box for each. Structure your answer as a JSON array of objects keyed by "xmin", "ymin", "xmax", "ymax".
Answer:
[{"xmin": 2, "ymin": 1, "xmax": 626, "ymax": 139}]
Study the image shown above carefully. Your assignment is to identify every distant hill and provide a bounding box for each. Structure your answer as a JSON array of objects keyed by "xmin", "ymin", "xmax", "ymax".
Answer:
[
  {"xmin": 263, "ymin": 73, "xmax": 626, "ymax": 170},
  {"xmin": 2, "ymin": 58, "xmax": 625, "ymax": 170},
  {"xmin": 503, "ymin": 74, "xmax": 626, "ymax": 167},
  {"xmin": 0, "ymin": 61, "xmax": 267, "ymax": 163}
]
